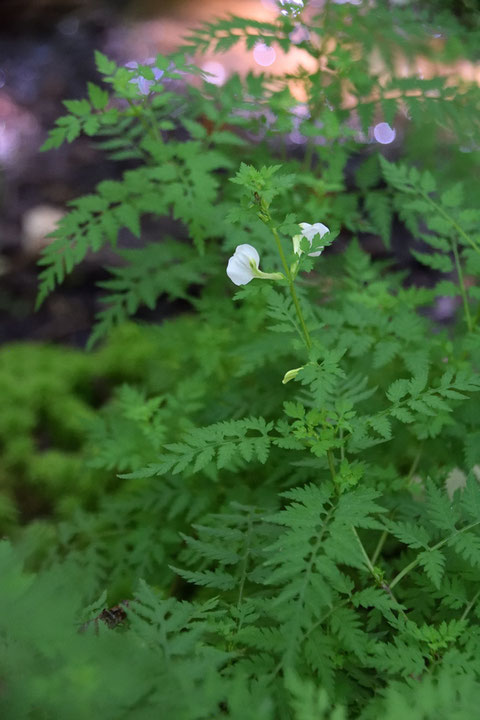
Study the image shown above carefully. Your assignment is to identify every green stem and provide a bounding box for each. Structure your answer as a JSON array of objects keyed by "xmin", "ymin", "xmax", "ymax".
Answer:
[
  {"xmin": 422, "ymin": 191, "xmax": 480, "ymax": 257},
  {"xmin": 352, "ymin": 526, "xmax": 406, "ymax": 615},
  {"xmin": 289, "ymin": 281, "xmax": 312, "ymax": 350},
  {"xmin": 406, "ymin": 443, "xmax": 424, "ymax": 484},
  {"xmin": 235, "ymin": 513, "xmax": 255, "ymax": 638},
  {"xmin": 301, "ymin": 598, "xmax": 350, "ymax": 645},
  {"xmin": 271, "ymin": 225, "xmax": 312, "ymax": 350},
  {"xmin": 352, "ymin": 526, "xmax": 376, "ymax": 576},
  {"xmin": 390, "ymin": 520, "xmax": 480, "ymax": 591},
  {"xmin": 145, "ymin": 101, "xmax": 163, "ymax": 144},
  {"xmin": 271, "ymin": 225, "xmax": 292, "ymax": 278},
  {"xmin": 269, "ymin": 505, "xmax": 335, "ymax": 681},
  {"xmin": 126, "ymin": 99, "xmax": 151, "ymax": 136},
  {"xmin": 461, "ymin": 589, "xmax": 480, "ymax": 622},
  {"xmin": 371, "ymin": 529, "xmax": 388, "ymax": 566},
  {"xmin": 327, "ymin": 449, "xmax": 336, "ymax": 481},
  {"xmin": 451, "ymin": 236, "xmax": 473, "ymax": 333},
  {"xmin": 127, "ymin": 98, "xmax": 162, "ymax": 146}
]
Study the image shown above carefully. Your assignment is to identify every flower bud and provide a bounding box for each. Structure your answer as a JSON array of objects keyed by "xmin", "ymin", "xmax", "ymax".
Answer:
[{"xmin": 282, "ymin": 366, "xmax": 303, "ymax": 384}]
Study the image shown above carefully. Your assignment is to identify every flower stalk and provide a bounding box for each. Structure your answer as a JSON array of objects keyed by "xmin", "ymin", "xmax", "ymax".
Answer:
[{"xmin": 270, "ymin": 224, "xmax": 312, "ymax": 351}]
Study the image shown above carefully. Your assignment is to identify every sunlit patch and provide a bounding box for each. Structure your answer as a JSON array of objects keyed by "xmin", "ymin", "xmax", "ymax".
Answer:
[
  {"xmin": 289, "ymin": 24, "xmax": 309, "ymax": 44},
  {"xmin": 0, "ymin": 121, "xmax": 20, "ymax": 164},
  {"xmin": 292, "ymin": 103, "xmax": 310, "ymax": 120},
  {"xmin": 0, "ymin": 122, "xmax": 7, "ymax": 160},
  {"xmin": 289, "ymin": 104, "xmax": 309, "ymax": 144},
  {"xmin": 459, "ymin": 143, "xmax": 480, "ymax": 153},
  {"xmin": 22, "ymin": 205, "xmax": 66, "ymax": 255},
  {"xmin": 278, "ymin": 0, "xmax": 304, "ymax": 16},
  {"xmin": 201, "ymin": 61, "xmax": 227, "ymax": 86},
  {"xmin": 433, "ymin": 296, "xmax": 457, "ymax": 321},
  {"xmin": 355, "ymin": 130, "xmax": 369, "ymax": 143},
  {"xmin": 289, "ymin": 129, "xmax": 307, "ymax": 144},
  {"xmin": 253, "ymin": 43, "xmax": 277, "ymax": 67},
  {"xmin": 0, "ymin": 95, "xmax": 39, "ymax": 166},
  {"xmin": 373, "ymin": 122, "xmax": 396, "ymax": 144}
]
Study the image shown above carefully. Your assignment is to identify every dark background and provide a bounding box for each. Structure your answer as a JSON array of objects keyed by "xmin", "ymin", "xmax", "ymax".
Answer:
[{"xmin": 0, "ymin": 0, "xmax": 476, "ymax": 345}]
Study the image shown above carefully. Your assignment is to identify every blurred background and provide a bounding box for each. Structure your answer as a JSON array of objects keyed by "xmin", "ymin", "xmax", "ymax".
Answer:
[
  {"xmin": 0, "ymin": 0, "xmax": 478, "ymax": 538},
  {"xmin": 0, "ymin": 0, "xmax": 478, "ymax": 346}
]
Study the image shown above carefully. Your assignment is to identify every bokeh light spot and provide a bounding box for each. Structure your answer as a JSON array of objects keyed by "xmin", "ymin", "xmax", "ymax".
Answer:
[
  {"xmin": 289, "ymin": 130, "xmax": 307, "ymax": 144},
  {"xmin": 373, "ymin": 122, "xmax": 396, "ymax": 144},
  {"xmin": 201, "ymin": 61, "xmax": 227, "ymax": 86},
  {"xmin": 253, "ymin": 43, "xmax": 277, "ymax": 67}
]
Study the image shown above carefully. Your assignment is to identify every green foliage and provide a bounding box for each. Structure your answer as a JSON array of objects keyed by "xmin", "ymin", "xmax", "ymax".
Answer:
[
  {"xmin": 0, "ymin": 342, "xmax": 96, "ymax": 529},
  {"xmin": 2, "ymin": 0, "xmax": 480, "ymax": 717}
]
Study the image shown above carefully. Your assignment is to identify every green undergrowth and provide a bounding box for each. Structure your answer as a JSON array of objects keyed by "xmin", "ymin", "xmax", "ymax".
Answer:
[{"xmin": 0, "ymin": 320, "xmax": 203, "ymax": 532}]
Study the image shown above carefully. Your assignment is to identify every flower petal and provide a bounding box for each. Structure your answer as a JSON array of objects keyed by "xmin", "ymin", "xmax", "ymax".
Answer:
[
  {"xmin": 299, "ymin": 222, "xmax": 330, "ymax": 242},
  {"xmin": 298, "ymin": 222, "xmax": 330, "ymax": 256},
  {"xmin": 226, "ymin": 244, "xmax": 260, "ymax": 286},
  {"xmin": 235, "ymin": 244, "xmax": 260, "ymax": 266},
  {"xmin": 226, "ymin": 257, "xmax": 254, "ymax": 285}
]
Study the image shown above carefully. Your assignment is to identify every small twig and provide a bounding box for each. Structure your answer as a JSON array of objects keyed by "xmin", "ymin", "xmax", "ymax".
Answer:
[
  {"xmin": 461, "ymin": 590, "xmax": 480, "ymax": 622},
  {"xmin": 371, "ymin": 529, "xmax": 388, "ymax": 566},
  {"xmin": 390, "ymin": 520, "xmax": 480, "ymax": 591}
]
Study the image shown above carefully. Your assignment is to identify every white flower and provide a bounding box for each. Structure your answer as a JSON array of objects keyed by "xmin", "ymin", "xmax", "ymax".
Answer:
[
  {"xmin": 293, "ymin": 222, "xmax": 330, "ymax": 257},
  {"xmin": 226, "ymin": 244, "xmax": 284, "ymax": 286},
  {"xmin": 227, "ymin": 244, "xmax": 260, "ymax": 286}
]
